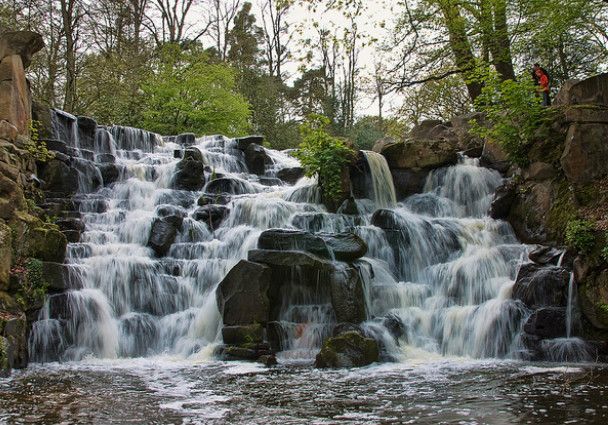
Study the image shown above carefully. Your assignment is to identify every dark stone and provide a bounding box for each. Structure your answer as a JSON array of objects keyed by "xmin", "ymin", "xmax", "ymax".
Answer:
[
  {"xmin": 192, "ymin": 205, "xmax": 229, "ymax": 230},
  {"xmin": 554, "ymin": 73, "xmax": 608, "ymax": 106},
  {"xmin": 329, "ymin": 266, "xmax": 367, "ymax": 323},
  {"xmin": 258, "ymin": 177, "xmax": 283, "ymax": 186},
  {"xmin": 245, "ymin": 143, "xmax": 271, "ymax": 175},
  {"xmin": 489, "ymin": 180, "xmax": 516, "ymax": 219},
  {"xmin": 248, "ymin": 249, "xmax": 331, "ymax": 270},
  {"xmin": 55, "ymin": 217, "xmax": 85, "ymax": 233},
  {"xmin": 41, "ymin": 262, "xmax": 69, "ymax": 292},
  {"xmin": 95, "ymin": 153, "xmax": 115, "ymax": 163},
  {"xmin": 523, "ymin": 307, "xmax": 567, "ymax": 339},
  {"xmin": 390, "ymin": 168, "xmax": 429, "ymax": 199},
  {"xmin": 528, "ymin": 246, "xmax": 569, "ymax": 266},
  {"xmin": 221, "ymin": 324, "xmax": 264, "ymax": 345},
  {"xmin": 205, "ymin": 177, "xmax": 254, "ymax": 195},
  {"xmin": 216, "ymin": 260, "xmax": 272, "ymax": 326},
  {"xmin": 147, "ymin": 217, "xmax": 179, "ymax": 257},
  {"xmin": 370, "ymin": 209, "xmax": 402, "ymax": 230},
  {"xmin": 99, "ymin": 163, "xmax": 121, "ymax": 186},
  {"xmin": 173, "ymin": 148, "xmax": 205, "ymax": 190},
  {"xmin": 257, "ymin": 229, "xmax": 367, "ymax": 262},
  {"xmin": 266, "ymin": 321, "xmax": 287, "ymax": 352},
  {"xmin": 235, "ymin": 135, "xmax": 264, "ymax": 150},
  {"xmin": 77, "ymin": 116, "xmax": 97, "ymax": 150},
  {"xmin": 39, "ymin": 159, "xmax": 79, "ymax": 195},
  {"xmin": 480, "ymin": 140, "xmax": 511, "ymax": 173},
  {"xmin": 332, "ymin": 323, "xmax": 362, "ymax": 337},
  {"xmin": 176, "ymin": 133, "xmax": 196, "ymax": 146},
  {"xmin": 315, "ymin": 331, "xmax": 379, "ymax": 368},
  {"xmin": 561, "ymin": 123, "xmax": 608, "ymax": 184},
  {"xmin": 257, "ymin": 354, "xmax": 277, "ymax": 366},
  {"xmin": 197, "ymin": 193, "xmax": 230, "ymax": 206},
  {"xmin": 174, "ymin": 149, "xmax": 183, "ymax": 159},
  {"xmin": 62, "ymin": 230, "xmax": 81, "ymax": 243},
  {"xmin": 337, "ymin": 197, "xmax": 361, "ymax": 215},
  {"xmin": 43, "ymin": 139, "xmax": 68, "ymax": 154},
  {"xmin": 512, "ymin": 263, "xmax": 570, "ymax": 308},
  {"xmin": 277, "ymin": 167, "xmax": 305, "ymax": 185},
  {"xmin": 383, "ymin": 313, "xmax": 406, "ymax": 341}
]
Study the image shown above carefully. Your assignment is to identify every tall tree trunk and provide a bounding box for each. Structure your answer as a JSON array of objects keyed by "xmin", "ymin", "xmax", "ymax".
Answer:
[
  {"xmin": 437, "ymin": 1, "xmax": 482, "ymax": 101},
  {"xmin": 488, "ymin": 0, "xmax": 515, "ymax": 81},
  {"xmin": 60, "ymin": 0, "xmax": 79, "ymax": 113}
]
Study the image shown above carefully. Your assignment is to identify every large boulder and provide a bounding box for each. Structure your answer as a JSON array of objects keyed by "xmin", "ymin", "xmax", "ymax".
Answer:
[
  {"xmin": 512, "ymin": 263, "xmax": 570, "ymax": 308},
  {"xmin": 192, "ymin": 204, "xmax": 229, "ymax": 230},
  {"xmin": 147, "ymin": 217, "xmax": 180, "ymax": 257},
  {"xmin": 315, "ymin": 330, "xmax": 379, "ymax": 368},
  {"xmin": 26, "ymin": 226, "xmax": 67, "ymax": 263},
  {"xmin": 248, "ymin": 249, "xmax": 331, "ymax": 270},
  {"xmin": 329, "ymin": 266, "xmax": 367, "ymax": 323},
  {"xmin": 554, "ymin": 73, "xmax": 608, "ymax": 106},
  {"xmin": 257, "ymin": 229, "xmax": 367, "ymax": 262},
  {"xmin": 561, "ymin": 123, "xmax": 608, "ymax": 184},
  {"xmin": 489, "ymin": 180, "xmax": 516, "ymax": 219},
  {"xmin": 0, "ymin": 31, "xmax": 44, "ymax": 68},
  {"xmin": 39, "ymin": 159, "xmax": 79, "ymax": 196},
  {"xmin": 216, "ymin": 260, "xmax": 272, "ymax": 326},
  {"xmin": 173, "ymin": 147, "xmax": 205, "ymax": 190},
  {"xmin": 480, "ymin": 140, "xmax": 511, "ymax": 173},
  {"xmin": 380, "ymin": 139, "xmax": 458, "ymax": 170},
  {"xmin": 507, "ymin": 181, "xmax": 553, "ymax": 244},
  {"xmin": 523, "ymin": 307, "xmax": 568, "ymax": 339},
  {"xmin": 450, "ymin": 112, "xmax": 485, "ymax": 150},
  {"xmin": 235, "ymin": 135, "xmax": 264, "ymax": 150},
  {"xmin": 277, "ymin": 167, "xmax": 304, "ymax": 185},
  {"xmin": 578, "ymin": 268, "xmax": 608, "ymax": 330},
  {"xmin": 205, "ymin": 176, "xmax": 255, "ymax": 195},
  {"xmin": 245, "ymin": 143, "xmax": 271, "ymax": 175}
]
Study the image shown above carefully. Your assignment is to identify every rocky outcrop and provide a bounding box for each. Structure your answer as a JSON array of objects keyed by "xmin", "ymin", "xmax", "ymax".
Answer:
[
  {"xmin": 147, "ymin": 217, "xmax": 181, "ymax": 257},
  {"xmin": 555, "ymin": 73, "xmax": 608, "ymax": 106},
  {"xmin": 173, "ymin": 147, "xmax": 205, "ymax": 190},
  {"xmin": 0, "ymin": 31, "xmax": 44, "ymax": 136},
  {"xmin": 315, "ymin": 330, "xmax": 379, "ymax": 368},
  {"xmin": 512, "ymin": 263, "xmax": 570, "ymax": 309},
  {"xmin": 244, "ymin": 143, "xmax": 271, "ymax": 175},
  {"xmin": 561, "ymin": 121, "xmax": 608, "ymax": 184},
  {"xmin": 192, "ymin": 204, "xmax": 229, "ymax": 230}
]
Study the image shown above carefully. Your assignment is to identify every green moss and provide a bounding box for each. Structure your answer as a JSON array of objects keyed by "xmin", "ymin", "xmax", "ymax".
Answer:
[
  {"xmin": 0, "ymin": 336, "xmax": 8, "ymax": 373},
  {"xmin": 26, "ymin": 226, "xmax": 67, "ymax": 263},
  {"xmin": 573, "ymin": 184, "xmax": 601, "ymax": 207},
  {"xmin": 546, "ymin": 181, "xmax": 578, "ymax": 242},
  {"xmin": 315, "ymin": 331, "xmax": 379, "ymax": 368}
]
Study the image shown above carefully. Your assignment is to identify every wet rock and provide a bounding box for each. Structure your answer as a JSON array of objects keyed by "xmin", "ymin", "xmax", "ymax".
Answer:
[
  {"xmin": 489, "ymin": 180, "xmax": 516, "ymax": 219},
  {"xmin": 390, "ymin": 168, "xmax": 429, "ymax": 199},
  {"xmin": 370, "ymin": 209, "xmax": 402, "ymax": 230},
  {"xmin": 147, "ymin": 217, "xmax": 180, "ymax": 257},
  {"xmin": 277, "ymin": 167, "xmax": 304, "ymax": 184},
  {"xmin": 156, "ymin": 205, "xmax": 186, "ymax": 228},
  {"xmin": 173, "ymin": 148, "xmax": 205, "ymax": 190},
  {"xmin": 257, "ymin": 229, "xmax": 367, "ymax": 262},
  {"xmin": 512, "ymin": 263, "xmax": 570, "ymax": 308},
  {"xmin": 77, "ymin": 116, "xmax": 97, "ymax": 150},
  {"xmin": 561, "ymin": 122, "xmax": 608, "ymax": 184},
  {"xmin": 315, "ymin": 331, "xmax": 379, "ymax": 368},
  {"xmin": 197, "ymin": 193, "xmax": 230, "ymax": 206},
  {"xmin": 245, "ymin": 143, "xmax": 271, "ymax": 175},
  {"xmin": 205, "ymin": 177, "xmax": 254, "ymax": 195},
  {"xmin": 39, "ymin": 159, "xmax": 79, "ymax": 195},
  {"xmin": 176, "ymin": 133, "xmax": 195, "ymax": 146},
  {"xmin": 192, "ymin": 204, "xmax": 229, "ymax": 230},
  {"xmin": 41, "ymin": 262, "xmax": 72, "ymax": 292},
  {"xmin": 221, "ymin": 324, "xmax": 264, "ymax": 345},
  {"xmin": 248, "ymin": 249, "xmax": 331, "ymax": 270},
  {"xmin": 220, "ymin": 343, "xmax": 273, "ymax": 361},
  {"xmin": 216, "ymin": 260, "xmax": 272, "ymax": 326},
  {"xmin": 235, "ymin": 135, "xmax": 264, "ymax": 150},
  {"xmin": 99, "ymin": 163, "xmax": 121, "ymax": 186},
  {"xmin": 257, "ymin": 354, "xmax": 277, "ymax": 366},
  {"xmin": 523, "ymin": 307, "xmax": 568, "ymax": 339},
  {"xmin": 95, "ymin": 153, "xmax": 115, "ymax": 164},
  {"xmin": 507, "ymin": 181, "xmax": 553, "ymax": 244},
  {"xmin": 382, "ymin": 313, "xmax": 406, "ymax": 341},
  {"xmin": 329, "ymin": 266, "xmax": 367, "ymax": 324},
  {"xmin": 258, "ymin": 177, "xmax": 282, "ymax": 186},
  {"xmin": 528, "ymin": 246, "xmax": 570, "ymax": 266},
  {"xmin": 0, "ymin": 312, "xmax": 27, "ymax": 370}
]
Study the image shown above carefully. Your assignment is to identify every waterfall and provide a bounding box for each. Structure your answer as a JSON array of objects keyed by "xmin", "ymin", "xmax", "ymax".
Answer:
[
  {"xmin": 566, "ymin": 272, "xmax": 575, "ymax": 339},
  {"xmin": 31, "ymin": 124, "xmax": 540, "ymax": 363},
  {"xmin": 361, "ymin": 150, "xmax": 397, "ymax": 208}
]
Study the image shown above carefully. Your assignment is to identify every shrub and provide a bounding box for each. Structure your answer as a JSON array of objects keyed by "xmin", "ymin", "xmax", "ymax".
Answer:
[
  {"xmin": 24, "ymin": 120, "xmax": 53, "ymax": 162},
  {"xmin": 565, "ymin": 219, "xmax": 595, "ymax": 253},
  {"xmin": 469, "ymin": 66, "xmax": 554, "ymax": 166},
  {"xmin": 10, "ymin": 257, "xmax": 48, "ymax": 310},
  {"xmin": 294, "ymin": 115, "xmax": 354, "ymax": 202}
]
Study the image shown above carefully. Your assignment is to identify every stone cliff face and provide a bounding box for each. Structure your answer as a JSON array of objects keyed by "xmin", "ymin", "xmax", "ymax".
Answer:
[{"xmin": 0, "ymin": 31, "xmax": 66, "ymax": 375}]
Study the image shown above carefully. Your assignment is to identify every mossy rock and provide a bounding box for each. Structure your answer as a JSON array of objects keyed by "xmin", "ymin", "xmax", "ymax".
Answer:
[
  {"xmin": 25, "ymin": 226, "xmax": 67, "ymax": 263},
  {"xmin": 315, "ymin": 330, "xmax": 379, "ymax": 368},
  {"xmin": 221, "ymin": 324, "xmax": 264, "ymax": 345},
  {"xmin": 0, "ymin": 336, "xmax": 9, "ymax": 376},
  {"xmin": 0, "ymin": 222, "xmax": 12, "ymax": 291}
]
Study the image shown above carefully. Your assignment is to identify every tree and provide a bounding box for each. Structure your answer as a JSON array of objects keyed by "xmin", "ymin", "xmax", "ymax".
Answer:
[{"xmin": 140, "ymin": 44, "xmax": 251, "ymax": 136}]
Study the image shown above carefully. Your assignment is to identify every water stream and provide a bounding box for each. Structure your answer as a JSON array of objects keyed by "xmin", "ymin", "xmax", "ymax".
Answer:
[{"xmin": 4, "ymin": 122, "xmax": 607, "ymax": 423}]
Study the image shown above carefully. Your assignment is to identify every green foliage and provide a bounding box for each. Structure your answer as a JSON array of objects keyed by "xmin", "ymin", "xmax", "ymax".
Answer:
[
  {"xmin": 23, "ymin": 120, "xmax": 53, "ymax": 162},
  {"xmin": 10, "ymin": 258, "xmax": 47, "ymax": 310},
  {"xmin": 140, "ymin": 45, "xmax": 251, "ymax": 136},
  {"xmin": 347, "ymin": 116, "xmax": 406, "ymax": 150},
  {"xmin": 294, "ymin": 115, "xmax": 354, "ymax": 202},
  {"xmin": 565, "ymin": 219, "xmax": 596, "ymax": 254},
  {"xmin": 469, "ymin": 66, "xmax": 554, "ymax": 166},
  {"xmin": 601, "ymin": 245, "xmax": 608, "ymax": 263}
]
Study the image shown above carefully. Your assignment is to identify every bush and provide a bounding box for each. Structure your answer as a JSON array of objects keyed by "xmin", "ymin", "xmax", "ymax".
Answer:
[
  {"xmin": 24, "ymin": 120, "xmax": 53, "ymax": 162},
  {"xmin": 565, "ymin": 219, "xmax": 595, "ymax": 253},
  {"xmin": 469, "ymin": 66, "xmax": 554, "ymax": 166},
  {"xmin": 10, "ymin": 257, "xmax": 48, "ymax": 310},
  {"xmin": 294, "ymin": 115, "xmax": 354, "ymax": 202}
]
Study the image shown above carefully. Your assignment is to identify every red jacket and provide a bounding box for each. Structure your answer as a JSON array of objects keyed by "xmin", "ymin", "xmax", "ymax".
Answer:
[{"xmin": 538, "ymin": 73, "xmax": 549, "ymax": 92}]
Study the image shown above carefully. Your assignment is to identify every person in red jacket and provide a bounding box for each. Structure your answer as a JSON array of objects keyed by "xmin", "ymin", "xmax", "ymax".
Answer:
[{"xmin": 534, "ymin": 66, "xmax": 551, "ymax": 106}]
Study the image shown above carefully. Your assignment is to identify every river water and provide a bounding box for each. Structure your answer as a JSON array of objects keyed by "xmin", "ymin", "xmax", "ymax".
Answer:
[{"xmin": 1, "ymin": 358, "xmax": 608, "ymax": 424}]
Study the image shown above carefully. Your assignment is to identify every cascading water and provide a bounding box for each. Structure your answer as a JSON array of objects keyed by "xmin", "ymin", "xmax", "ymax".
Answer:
[{"xmin": 31, "ymin": 121, "xmax": 551, "ymax": 364}]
